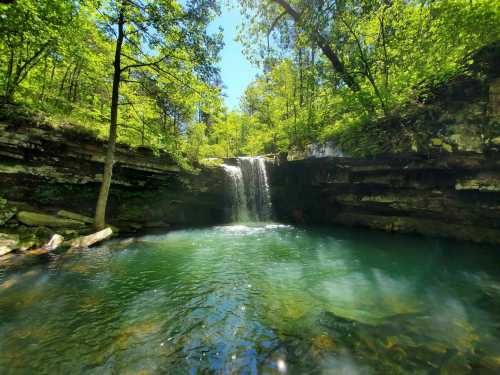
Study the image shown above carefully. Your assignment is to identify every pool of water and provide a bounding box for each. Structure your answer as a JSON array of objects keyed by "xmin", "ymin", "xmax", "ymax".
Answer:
[{"xmin": 1, "ymin": 223, "xmax": 500, "ymax": 374}]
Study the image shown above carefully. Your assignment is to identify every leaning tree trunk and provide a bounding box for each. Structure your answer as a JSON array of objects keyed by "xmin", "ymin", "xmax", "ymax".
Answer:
[
  {"xmin": 272, "ymin": 0, "xmax": 359, "ymax": 92},
  {"xmin": 94, "ymin": 8, "xmax": 125, "ymax": 230}
]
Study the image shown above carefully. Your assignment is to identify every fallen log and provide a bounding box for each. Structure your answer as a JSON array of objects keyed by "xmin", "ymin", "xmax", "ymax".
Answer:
[
  {"xmin": 69, "ymin": 227, "xmax": 113, "ymax": 250},
  {"xmin": 43, "ymin": 234, "xmax": 65, "ymax": 251}
]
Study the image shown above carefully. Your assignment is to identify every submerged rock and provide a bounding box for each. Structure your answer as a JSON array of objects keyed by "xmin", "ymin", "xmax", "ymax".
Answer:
[
  {"xmin": 318, "ymin": 311, "xmax": 360, "ymax": 341},
  {"xmin": 311, "ymin": 334, "xmax": 336, "ymax": 353}
]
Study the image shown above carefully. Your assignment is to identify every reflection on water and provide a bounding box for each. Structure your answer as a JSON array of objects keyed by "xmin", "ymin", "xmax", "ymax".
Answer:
[{"xmin": 1, "ymin": 224, "xmax": 500, "ymax": 374}]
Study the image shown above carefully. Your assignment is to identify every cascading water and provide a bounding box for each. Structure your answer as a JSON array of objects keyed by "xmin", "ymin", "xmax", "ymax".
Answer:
[
  {"xmin": 222, "ymin": 157, "xmax": 272, "ymax": 222},
  {"xmin": 239, "ymin": 157, "xmax": 272, "ymax": 221},
  {"xmin": 221, "ymin": 164, "xmax": 249, "ymax": 222}
]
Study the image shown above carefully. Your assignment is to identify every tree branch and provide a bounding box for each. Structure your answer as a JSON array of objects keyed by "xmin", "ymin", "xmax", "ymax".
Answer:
[
  {"xmin": 120, "ymin": 54, "xmax": 166, "ymax": 72},
  {"xmin": 271, "ymin": 0, "xmax": 359, "ymax": 91}
]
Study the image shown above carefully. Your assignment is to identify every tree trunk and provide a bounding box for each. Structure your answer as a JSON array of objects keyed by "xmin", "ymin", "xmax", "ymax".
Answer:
[
  {"xmin": 6, "ymin": 43, "xmax": 50, "ymax": 103},
  {"xmin": 59, "ymin": 64, "xmax": 71, "ymax": 97},
  {"xmin": 3, "ymin": 48, "xmax": 15, "ymax": 102},
  {"xmin": 94, "ymin": 6, "xmax": 125, "ymax": 230},
  {"xmin": 72, "ymin": 66, "xmax": 81, "ymax": 103},
  {"xmin": 39, "ymin": 56, "xmax": 48, "ymax": 101},
  {"xmin": 272, "ymin": 0, "xmax": 359, "ymax": 91}
]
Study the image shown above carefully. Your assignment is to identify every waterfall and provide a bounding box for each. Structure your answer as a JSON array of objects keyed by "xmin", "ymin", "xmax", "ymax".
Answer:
[
  {"xmin": 221, "ymin": 164, "xmax": 249, "ymax": 222},
  {"xmin": 222, "ymin": 157, "xmax": 272, "ymax": 222}
]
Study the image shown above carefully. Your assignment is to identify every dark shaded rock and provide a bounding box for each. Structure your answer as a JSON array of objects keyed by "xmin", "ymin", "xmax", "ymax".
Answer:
[
  {"xmin": 318, "ymin": 311, "xmax": 360, "ymax": 340},
  {"xmin": 269, "ymin": 154, "xmax": 500, "ymax": 244}
]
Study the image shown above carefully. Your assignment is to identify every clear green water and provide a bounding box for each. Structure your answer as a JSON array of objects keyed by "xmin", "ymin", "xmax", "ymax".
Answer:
[{"xmin": 1, "ymin": 224, "xmax": 500, "ymax": 374}]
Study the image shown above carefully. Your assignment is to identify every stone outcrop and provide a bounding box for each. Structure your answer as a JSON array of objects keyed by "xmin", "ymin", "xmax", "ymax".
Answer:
[
  {"xmin": 269, "ymin": 45, "xmax": 500, "ymax": 244},
  {"xmin": 269, "ymin": 152, "xmax": 500, "ymax": 244},
  {"xmin": 0, "ymin": 122, "xmax": 228, "ymax": 234}
]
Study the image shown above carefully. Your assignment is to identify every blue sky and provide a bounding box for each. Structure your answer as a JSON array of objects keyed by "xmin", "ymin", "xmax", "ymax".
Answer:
[{"xmin": 209, "ymin": 3, "xmax": 259, "ymax": 110}]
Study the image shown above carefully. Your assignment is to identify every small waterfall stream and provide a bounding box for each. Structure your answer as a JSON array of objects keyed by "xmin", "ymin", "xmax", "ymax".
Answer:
[{"xmin": 222, "ymin": 157, "xmax": 272, "ymax": 222}]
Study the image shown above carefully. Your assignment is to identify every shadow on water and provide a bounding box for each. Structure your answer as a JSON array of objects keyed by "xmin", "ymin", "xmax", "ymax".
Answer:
[{"xmin": 1, "ymin": 223, "xmax": 500, "ymax": 374}]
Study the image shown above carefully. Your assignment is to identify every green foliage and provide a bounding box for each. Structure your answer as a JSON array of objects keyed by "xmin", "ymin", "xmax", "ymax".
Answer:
[
  {"xmin": 1, "ymin": 0, "xmax": 498, "ymax": 161},
  {"xmin": 0, "ymin": 0, "xmax": 224, "ymax": 167},
  {"xmin": 233, "ymin": 0, "xmax": 500, "ymax": 156},
  {"xmin": 0, "ymin": 0, "xmax": 76, "ymax": 102}
]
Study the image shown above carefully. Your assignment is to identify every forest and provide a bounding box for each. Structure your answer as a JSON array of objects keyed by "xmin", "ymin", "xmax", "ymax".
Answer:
[
  {"xmin": 1, "ymin": 0, "xmax": 498, "ymax": 162},
  {"xmin": 2, "ymin": 1, "xmax": 500, "ymax": 373},
  {"xmin": 1, "ymin": 0, "xmax": 499, "ymax": 226}
]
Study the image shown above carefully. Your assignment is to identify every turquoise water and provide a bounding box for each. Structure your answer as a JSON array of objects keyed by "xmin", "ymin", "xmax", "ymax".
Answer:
[{"xmin": 1, "ymin": 223, "xmax": 500, "ymax": 374}]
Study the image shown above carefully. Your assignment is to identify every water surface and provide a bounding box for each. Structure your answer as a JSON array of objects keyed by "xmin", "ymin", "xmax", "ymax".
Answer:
[{"xmin": 1, "ymin": 224, "xmax": 500, "ymax": 374}]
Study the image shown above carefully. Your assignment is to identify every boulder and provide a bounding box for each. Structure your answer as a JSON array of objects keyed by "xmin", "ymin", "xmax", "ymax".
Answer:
[
  {"xmin": 69, "ymin": 227, "xmax": 113, "ymax": 250},
  {"xmin": 57, "ymin": 210, "xmax": 95, "ymax": 224},
  {"xmin": 0, "ymin": 233, "xmax": 19, "ymax": 256},
  {"xmin": 17, "ymin": 211, "xmax": 86, "ymax": 228}
]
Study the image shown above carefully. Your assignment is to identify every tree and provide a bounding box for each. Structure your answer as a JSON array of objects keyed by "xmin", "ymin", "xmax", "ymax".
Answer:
[
  {"xmin": 234, "ymin": 0, "xmax": 500, "ymax": 156},
  {"xmin": 93, "ymin": 0, "xmax": 222, "ymax": 229},
  {"xmin": 270, "ymin": 0, "xmax": 359, "ymax": 91}
]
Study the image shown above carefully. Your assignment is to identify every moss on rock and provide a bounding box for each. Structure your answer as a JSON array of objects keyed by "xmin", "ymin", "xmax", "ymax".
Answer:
[
  {"xmin": 0, "ymin": 196, "xmax": 17, "ymax": 225},
  {"xmin": 17, "ymin": 211, "xmax": 86, "ymax": 228}
]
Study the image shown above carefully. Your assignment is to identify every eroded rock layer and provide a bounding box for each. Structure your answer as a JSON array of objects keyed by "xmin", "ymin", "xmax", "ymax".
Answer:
[
  {"xmin": 0, "ymin": 123, "xmax": 227, "ymax": 231},
  {"xmin": 269, "ymin": 153, "xmax": 500, "ymax": 244}
]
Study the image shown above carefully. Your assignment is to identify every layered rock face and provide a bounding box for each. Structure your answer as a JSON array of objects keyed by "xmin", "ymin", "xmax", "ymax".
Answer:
[
  {"xmin": 270, "ymin": 46, "xmax": 500, "ymax": 244},
  {"xmin": 0, "ymin": 122, "xmax": 228, "ymax": 231},
  {"xmin": 269, "ymin": 152, "xmax": 500, "ymax": 244}
]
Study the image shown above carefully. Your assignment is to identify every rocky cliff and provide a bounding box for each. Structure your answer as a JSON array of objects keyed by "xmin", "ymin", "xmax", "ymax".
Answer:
[
  {"xmin": 270, "ymin": 46, "xmax": 500, "ymax": 245},
  {"xmin": 269, "ymin": 152, "xmax": 500, "ymax": 244},
  {"xmin": 0, "ymin": 122, "xmax": 228, "ymax": 234}
]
